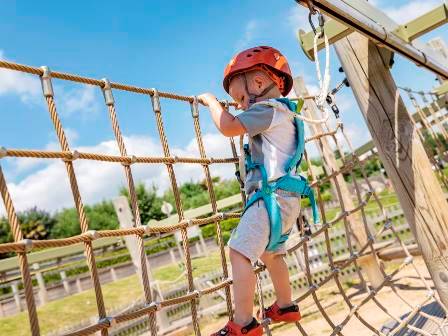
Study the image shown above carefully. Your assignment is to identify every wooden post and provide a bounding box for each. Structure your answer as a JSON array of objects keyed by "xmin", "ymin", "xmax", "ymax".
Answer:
[
  {"xmin": 198, "ymin": 230, "xmax": 209, "ymax": 257},
  {"xmin": 294, "ymin": 77, "xmax": 384, "ymax": 288},
  {"xmin": 11, "ymin": 282, "xmax": 22, "ymax": 312},
  {"xmin": 169, "ymin": 248, "xmax": 177, "ymax": 264},
  {"xmin": 60, "ymin": 270, "xmax": 70, "ymax": 294},
  {"xmin": 110, "ymin": 267, "xmax": 118, "ymax": 282},
  {"xmin": 33, "ymin": 263, "xmax": 48, "ymax": 305},
  {"xmin": 75, "ymin": 278, "xmax": 83, "ymax": 293},
  {"xmin": 334, "ymin": 32, "xmax": 448, "ymax": 306},
  {"xmin": 113, "ymin": 196, "xmax": 152, "ymax": 283}
]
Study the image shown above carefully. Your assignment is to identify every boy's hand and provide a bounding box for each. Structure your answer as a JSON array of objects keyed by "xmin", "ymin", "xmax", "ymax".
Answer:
[
  {"xmin": 197, "ymin": 92, "xmax": 247, "ymax": 137},
  {"xmin": 198, "ymin": 93, "xmax": 217, "ymax": 106}
]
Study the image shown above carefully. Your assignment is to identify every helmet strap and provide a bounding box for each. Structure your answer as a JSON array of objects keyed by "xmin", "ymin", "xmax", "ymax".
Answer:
[{"xmin": 243, "ymin": 74, "xmax": 276, "ymax": 107}]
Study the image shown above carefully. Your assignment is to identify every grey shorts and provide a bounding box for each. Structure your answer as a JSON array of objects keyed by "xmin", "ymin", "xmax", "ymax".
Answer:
[{"xmin": 228, "ymin": 190, "xmax": 301, "ymax": 264}]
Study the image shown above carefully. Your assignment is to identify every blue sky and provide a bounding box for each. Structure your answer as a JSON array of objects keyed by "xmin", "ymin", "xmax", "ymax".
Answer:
[{"xmin": 0, "ymin": 0, "xmax": 447, "ymax": 214}]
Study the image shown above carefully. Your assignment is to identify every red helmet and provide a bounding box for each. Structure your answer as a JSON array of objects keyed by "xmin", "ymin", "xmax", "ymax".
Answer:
[{"xmin": 223, "ymin": 46, "xmax": 293, "ymax": 96}]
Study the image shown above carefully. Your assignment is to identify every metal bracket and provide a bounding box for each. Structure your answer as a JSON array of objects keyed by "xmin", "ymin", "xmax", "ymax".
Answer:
[
  {"xmin": 21, "ymin": 239, "xmax": 33, "ymax": 252},
  {"xmin": 151, "ymin": 89, "xmax": 161, "ymax": 113},
  {"xmin": 101, "ymin": 78, "xmax": 115, "ymax": 106},
  {"xmin": 40, "ymin": 66, "xmax": 54, "ymax": 97},
  {"xmin": 191, "ymin": 97, "xmax": 199, "ymax": 118}
]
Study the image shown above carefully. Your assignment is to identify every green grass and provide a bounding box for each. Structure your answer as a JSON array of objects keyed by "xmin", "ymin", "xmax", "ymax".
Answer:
[
  {"xmin": 0, "ymin": 276, "xmax": 142, "ymax": 336},
  {"xmin": 0, "ymin": 251, "xmax": 225, "ymax": 336},
  {"xmin": 0, "ymin": 190, "xmax": 409, "ymax": 336}
]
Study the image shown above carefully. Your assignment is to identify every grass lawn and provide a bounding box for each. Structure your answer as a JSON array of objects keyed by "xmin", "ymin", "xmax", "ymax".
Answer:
[
  {"xmin": 0, "ymin": 191, "xmax": 405, "ymax": 336},
  {"xmin": 0, "ymin": 251, "xmax": 225, "ymax": 336}
]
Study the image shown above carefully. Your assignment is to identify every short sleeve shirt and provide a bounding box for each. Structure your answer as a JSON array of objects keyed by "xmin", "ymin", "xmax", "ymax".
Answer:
[{"xmin": 236, "ymin": 99, "xmax": 297, "ymax": 194}]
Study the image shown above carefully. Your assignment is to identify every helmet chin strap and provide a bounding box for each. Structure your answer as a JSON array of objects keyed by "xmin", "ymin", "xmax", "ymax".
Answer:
[{"xmin": 243, "ymin": 74, "xmax": 276, "ymax": 106}]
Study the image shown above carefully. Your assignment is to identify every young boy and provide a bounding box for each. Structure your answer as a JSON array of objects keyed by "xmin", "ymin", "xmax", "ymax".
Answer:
[{"xmin": 199, "ymin": 46, "xmax": 302, "ymax": 336}]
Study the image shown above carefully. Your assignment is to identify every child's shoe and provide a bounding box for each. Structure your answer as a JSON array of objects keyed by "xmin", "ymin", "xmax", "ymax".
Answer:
[
  {"xmin": 259, "ymin": 302, "xmax": 301, "ymax": 323},
  {"xmin": 210, "ymin": 318, "xmax": 263, "ymax": 336}
]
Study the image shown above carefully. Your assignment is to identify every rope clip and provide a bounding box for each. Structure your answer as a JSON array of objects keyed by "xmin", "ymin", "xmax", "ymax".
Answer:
[
  {"xmin": 191, "ymin": 97, "xmax": 199, "ymax": 118},
  {"xmin": 40, "ymin": 66, "xmax": 54, "ymax": 97},
  {"xmin": 101, "ymin": 79, "xmax": 115, "ymax": 106},
  {"xmin": 325, "ymin": 93, "xmax": 340, "ymax": 118},
  {"xmin": 308, "ymin": 9, "xmax": 325, "ymax": 38},
  {"xmin": 150, "ymin": 88, "xmax": 161, "ymax": 113},
  {"xmin": 21, "ymin": 239, "xmax": 33, "ymax": 252}
]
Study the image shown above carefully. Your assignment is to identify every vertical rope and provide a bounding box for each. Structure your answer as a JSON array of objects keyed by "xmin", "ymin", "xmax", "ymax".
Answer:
[
  {"xmin": 180, "ymin": 227, "xmax": 201, "ymax": 335},
  {"xmin": 190, "ymin": 97, "xmax": 234, "ymax": 320},
  {"xmin": 41, "ymin": 69, "xmax": 108, "ymax": 336},
  {"xmin": 101, "ymin": 80, "xmax": 158, "ymax": 335},
  {"xmin": 149, "ymin": 90, "xmax": 202, "ymax": 333},
  {"xmin": 254, "ymin": 264, "xmax": 272, "ymax": 336},
  {"xmin": 0, "ymin": 166, "xmax": 40, "ymax": 336}
]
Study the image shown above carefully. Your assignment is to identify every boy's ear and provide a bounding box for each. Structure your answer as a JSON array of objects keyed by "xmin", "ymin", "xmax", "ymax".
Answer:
[{"xmin": 254, "ymin": 76, "xmax": 264, "ymax": 89}]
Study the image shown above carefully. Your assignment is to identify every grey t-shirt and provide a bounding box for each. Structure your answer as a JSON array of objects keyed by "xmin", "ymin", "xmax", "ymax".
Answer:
[{"xmin": 236, "ymin": 99, "xmax": 297, "ymax": 194}]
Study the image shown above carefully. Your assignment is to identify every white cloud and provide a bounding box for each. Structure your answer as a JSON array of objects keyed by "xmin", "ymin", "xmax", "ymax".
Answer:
[
  {"xmin": 1, "ymin": 132, "xmax": 234, "ymax": 215},
  {"xmin": 381, "ymin": 0, "xmax": 440, "ymax": 24},
  {"xmin": 235, "ymin": 20, "xmax": 259, "ymax": 51},
  {"xmin": 287, "ymin": 5, "xmax": 311, "ymax": 32},
  {"xmin": 56, "ymin": 84, "xmax": 100, "ymax": 118},
  {"xmin": 0, "ymin": 51, "xmax": 101, "ymax": 117},
  {"xmin": 0, "ymin": 51, "xmax": 41, "ymax": 103},
  {"xmin": 6, "ymin": 129, "xmax": 80, "ymax": 176}
]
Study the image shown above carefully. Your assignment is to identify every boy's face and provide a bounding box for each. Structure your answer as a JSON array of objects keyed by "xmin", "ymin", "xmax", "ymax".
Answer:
[
  {"xmin": 228, "ymin": 75, "xmax": 250, "ymax": 110},
  {"xmin": 228, "ymin": 71, "xmax": 275, "ymax": 110}
]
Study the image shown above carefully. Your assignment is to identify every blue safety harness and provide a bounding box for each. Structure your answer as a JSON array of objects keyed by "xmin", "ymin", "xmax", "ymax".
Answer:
[{"xmin": 241, "ymin": 98, "xmax": 320, "ymax": 251}]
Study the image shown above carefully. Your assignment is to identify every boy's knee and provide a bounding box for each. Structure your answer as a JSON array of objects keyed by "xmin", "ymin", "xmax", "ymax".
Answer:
[
  {"xmin": 260, "ymin": 252, "xmax": 275, "ymax": 265},
  {"xmin": 229, "ymin": 247, "xmax": 251, "ymax": 263},
  {"xmin": 260, "ymin": 252, "xmax": 283, "ymax": 266}
]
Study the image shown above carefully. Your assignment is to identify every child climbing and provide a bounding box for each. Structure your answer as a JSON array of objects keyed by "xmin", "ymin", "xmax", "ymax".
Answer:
[{"xmin": 199, "ymin": 46, "xmax": 318, "ymax": 336}]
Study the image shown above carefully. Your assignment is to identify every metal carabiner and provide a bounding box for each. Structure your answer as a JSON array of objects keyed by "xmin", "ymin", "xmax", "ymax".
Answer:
[{"xmin": 308, "ymin": 9, "xmax": 325, "ymax": 37}]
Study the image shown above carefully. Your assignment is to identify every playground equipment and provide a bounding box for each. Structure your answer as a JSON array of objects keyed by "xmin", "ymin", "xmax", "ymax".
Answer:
[{"xmin": 1, "ymin": 0, "xmax": 448, "ymax": 335}]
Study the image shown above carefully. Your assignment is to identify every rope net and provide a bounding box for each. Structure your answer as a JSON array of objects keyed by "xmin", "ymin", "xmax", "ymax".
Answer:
[{"xmin": 0, "ymin": 59, "xmax": 447, "ymax": 336}]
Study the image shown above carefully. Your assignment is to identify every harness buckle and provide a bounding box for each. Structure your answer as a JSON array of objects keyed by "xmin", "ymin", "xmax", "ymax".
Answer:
[{"xmin": 235, "ymin": 170, "xmax": 245, "ymax": 189}]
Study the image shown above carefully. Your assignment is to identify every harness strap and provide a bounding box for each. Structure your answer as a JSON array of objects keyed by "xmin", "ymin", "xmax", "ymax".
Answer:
[{"xmin": 241, "ymin": 98, "xmax": 320, "ymax": 252}]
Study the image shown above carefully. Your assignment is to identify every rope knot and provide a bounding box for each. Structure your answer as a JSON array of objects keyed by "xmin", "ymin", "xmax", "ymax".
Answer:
[
  {"xmin": 99, "ymin": 317, "xmax": 116, "ymax": 328},
  {"xmin": 404, "ymin": 256, "xmax": 413, "ymax": 265},
  {"xmin": 85, "ymin": 230, "xmax": 99, "ymax": 241},
  {"xmin": 63, "ymin": 150, "xmax": 80, "ymax": 162},
  {"xmin": 146, "ymin": 301, "xmax": 162, "ymax": 312},
  {"xmin": 20, "ymin": 239, "xmax": 33, "ymax": 252},
  {"xmin": 122, "ymin": 155, "xmax": 137, "ymax": 166},
  {"xmin": 189, "ymin": 289, "xmax": 201, "ymax": 298}
]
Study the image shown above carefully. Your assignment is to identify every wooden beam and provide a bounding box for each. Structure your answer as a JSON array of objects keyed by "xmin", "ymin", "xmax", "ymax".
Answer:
[
  {"xmin": 378, "ymin": 244, "xmax": 421, "ymax": 261},
  {"xmin": 294, "ymin": 77, "xmax": 384, "ymax": 288},
  {"xmin": 296, "ymin": 1, "xmax": 448, "ymax": 78},
  {"xmin": 335, "ymin": 32, "xmax": 448, "ymax": 306},
  {"xmin": 397, "ymin": 4, "xmax": 448, "ymax": 41}
]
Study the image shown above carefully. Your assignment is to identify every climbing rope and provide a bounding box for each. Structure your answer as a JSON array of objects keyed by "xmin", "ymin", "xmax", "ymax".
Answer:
[
  {"xmin": 0, "ymin": 59, "xmax": 447, "ymax": 336},
  {"xmin": 287, "ymin": 9, "xmax": 331, "ymax": 124}
]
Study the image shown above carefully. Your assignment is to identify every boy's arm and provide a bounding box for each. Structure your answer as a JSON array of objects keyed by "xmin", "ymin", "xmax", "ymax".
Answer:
[{"xmin": 198, "ymin": 93, "xmax": 246, "ymax": 137}]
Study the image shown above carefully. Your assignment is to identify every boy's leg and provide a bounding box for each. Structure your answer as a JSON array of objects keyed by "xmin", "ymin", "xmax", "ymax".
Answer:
[
  {"xmin": 260, "ymin": 252, "xmax": 292, "ymax": 308},
  {"xmin": 230, "ymin": 247, "xmax": 257, "ymax": 326}
]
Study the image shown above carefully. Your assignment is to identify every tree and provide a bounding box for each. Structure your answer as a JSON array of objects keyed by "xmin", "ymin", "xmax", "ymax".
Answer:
[
  {"xmin": 18, "ymin": 208, "xmax": 56, "ymax": 240},
  {"xmin": 120, "ymin": 183, "xmax": 165, "ymax": 224},
  {"xmin": 51, "ymin": 201, "xmax": 118, "ymax": 238}
]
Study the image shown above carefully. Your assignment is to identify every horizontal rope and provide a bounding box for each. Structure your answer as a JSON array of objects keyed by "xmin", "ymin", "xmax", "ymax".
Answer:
[
  {"xmin": 0, "ymin": 60, "xmax": 238, "ymax": 106},
  {"xmin": 0, "ymin": 148, "xmax": 238, "ymax": 165}
]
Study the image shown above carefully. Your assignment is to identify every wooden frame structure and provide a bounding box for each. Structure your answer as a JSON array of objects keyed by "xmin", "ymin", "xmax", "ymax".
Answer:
[{"xmin": 296, "ymin": 0, "xmax": 448, "ymax": 307}]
